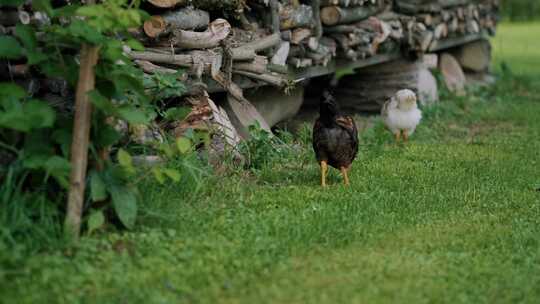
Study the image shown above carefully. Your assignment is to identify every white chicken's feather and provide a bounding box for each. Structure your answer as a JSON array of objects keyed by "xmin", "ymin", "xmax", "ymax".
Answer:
[{"xmin": 381, "ymin": 89, "xmax": 422, "ymax": 135}]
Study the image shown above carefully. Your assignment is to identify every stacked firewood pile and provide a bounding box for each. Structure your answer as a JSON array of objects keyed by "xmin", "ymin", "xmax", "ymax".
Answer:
[
  {"xmin": 0, "ymin": 0, "xmax": 500, "ymax": 150},
  {"xmin": 129, "ymin": 0, "xmax": 404, "ymax": 90},
  {"xmin": 396, "ymin": 0, "xmax": 499, "ymax": 52},
  {"xmin": 0, "ymin": 0, "xmax": 500, "ymax": 102}
]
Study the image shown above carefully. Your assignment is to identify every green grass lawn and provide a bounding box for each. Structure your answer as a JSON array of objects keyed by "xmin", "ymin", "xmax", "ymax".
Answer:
[
  {"xmin": 2, "ymin": 24, "xmax": 540, "ymax": 304},
  {"xmin": 492, "ymin": 22, "xmax": 540, "ymax": 76}
]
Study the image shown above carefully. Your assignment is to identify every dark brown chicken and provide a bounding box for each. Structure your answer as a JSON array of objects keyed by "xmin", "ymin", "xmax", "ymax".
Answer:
[{"xmin": 312, "ymin": 90, "xmax": 358, "ymax": 187}]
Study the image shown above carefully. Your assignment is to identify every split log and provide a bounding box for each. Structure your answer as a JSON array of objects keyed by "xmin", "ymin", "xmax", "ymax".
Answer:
[
  {"xmin": 171, "ymin": 19, "xmax": 231, "ymax": 49},
  {"xmin": 439, "ymin": 53, "xmax": 466, "ymax": 95},
  {"xmin": 433, "ymin": 23, "xmax": 448, "ymax": 39},
  {"xmin": 290, "ymin": 28, "xmax": 312, "ymax": 44},
  {"xmin": 320, "ymin": 5, "xmax": 379, "ymax": 26},
  {"xmin": 271, "ymin": 41, "xmax": 290, "ymax": 66},
  {"xmin": 450, "ymin": 39, "xmax": 491, "ymax": 72},
  {"xmin": 279, "ymin": 4, "xmax": 314, "ymax": 30},
  {"xmin": 226, "ymin": 93, "xmax": 272, "ymax": 135},
  {"xmin": 143, "ymin": 7, "xmax": 210, "ymax": 38}
]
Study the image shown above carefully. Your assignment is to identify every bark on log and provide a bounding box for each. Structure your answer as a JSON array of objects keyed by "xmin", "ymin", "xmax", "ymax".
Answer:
[
  {"xmin": 320, "ymin": 5, "xmax": 379, "ymax": 26},
  {"xmin": 171, "ymin": 18, "xmax": 231, "ymax": 49},
  {"xmin": 143, "ymin": 8, "xmax": 210, "ymax": 38}
]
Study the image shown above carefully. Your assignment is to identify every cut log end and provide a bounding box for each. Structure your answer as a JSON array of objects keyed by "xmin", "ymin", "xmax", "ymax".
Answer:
[
  {"xmin": 321, "ymin": 6, "xmax": 340, "ymax": 26},
  {"xmin": 143, "ymin": 16, "xmax": 166, "ymax": 38}
]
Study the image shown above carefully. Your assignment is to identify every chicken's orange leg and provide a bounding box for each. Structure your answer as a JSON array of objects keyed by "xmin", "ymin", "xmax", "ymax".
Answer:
[
  {"xmin": 394, "ymin": 131, "xmax": 401, "ymax": 142},
  {"xmin": 340, "ymin": 167, "xmax": 350, "ymax": 186},
  {"xmin": 402, "ymin": 130, "xmax": 409, "ymax": 142},
  {"xmin": 320, "ymin": 161, "xmax": 328, "ymax": 187}
]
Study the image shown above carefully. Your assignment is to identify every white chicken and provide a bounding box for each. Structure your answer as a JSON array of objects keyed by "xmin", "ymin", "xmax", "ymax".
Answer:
[{"xmin": 381, "ymin": 89, "xmax": 422, "ymax": 142}]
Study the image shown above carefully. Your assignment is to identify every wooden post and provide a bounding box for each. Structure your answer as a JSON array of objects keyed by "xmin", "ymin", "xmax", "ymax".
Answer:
[{"xmin": 64, "ymin": 1, "xmax": 100, "ymax": 241}]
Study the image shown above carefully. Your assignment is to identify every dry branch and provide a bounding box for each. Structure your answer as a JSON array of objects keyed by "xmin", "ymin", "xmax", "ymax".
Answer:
[{"xmin": 65, "ymin": 44, "xmax": 100, "ymax": 240}]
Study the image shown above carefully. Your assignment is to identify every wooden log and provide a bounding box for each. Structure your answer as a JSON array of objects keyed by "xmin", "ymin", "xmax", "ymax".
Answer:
[
  {"xmin": 147, "ymin": 0, "xmax": 185, "ymax": 8},
  {"xmin": 143, "ymin": 8, "xmax": 210, "ymax": 38},
  {"xmin": 234, "ymin": 56, "xmax": 268, "ymax": 74},
  {"xmin": 450, "ymin": 39, "xmax": 491, "ymax": 72},
  {"xmin": 414, "ymin": 29, "xmax": 434, "ymax": 52},
  {"xmin": 269, "ymin": 0, "xmax": 280, "ymax": 33},
  {"xmin": 171, "ymin": 18, "xmax": 231, "ymax": 49},
  {"xmin": 271, "ymin": 41, "xmax": 290, "ymax": 66},
  {"xmin": 226, "ymin": 92, "xmax": 272, "ymax": 134},
  {"xmin": 233, "ymin": 70, "xmax": 288, "ymax": 87},
  {"xmin": 147, "ymin": 0, "xmax": 242, "ymax": 10},
  {"xmin": 433, "ymin": 23, "xmax": 448, "ymax": 39},
  {"xmin": 290, "ymin": 28, "xmax": 312, "ymax": 44},
  {"xmin": 311, "ymin": 0, "xmax": 323, "ymax": 38},
  {"xmin": 231, "ymin": 32, "xmax": 282, "ymax": 57},
  {"xmin": 279, "ymin": 4, "xmax": 314, "ymax": 30},
  {"xmin": 320, "ymin": 5, "xmax": 379, "ymax": 26},
  {"xmin": 288, "ymin": 57, "xmax": 313, "ymax": 68},
  {"xmin": 439, "ymin": 53, "xmax": 466, "ymax": 95}
]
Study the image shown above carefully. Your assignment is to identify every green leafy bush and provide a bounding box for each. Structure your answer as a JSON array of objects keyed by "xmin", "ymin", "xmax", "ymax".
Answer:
[{"xmin": 0, "ymin": 0, "xmax": 196, "ymax": 249}]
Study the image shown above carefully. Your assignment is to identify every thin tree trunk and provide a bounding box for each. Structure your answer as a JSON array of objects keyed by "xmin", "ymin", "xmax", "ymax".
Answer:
[{"xmin": 64, "ymin": 41, "xmax": 100, "ymax": 239}]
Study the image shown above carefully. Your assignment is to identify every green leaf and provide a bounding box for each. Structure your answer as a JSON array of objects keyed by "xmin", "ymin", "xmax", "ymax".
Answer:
[
  {"xmin": 32, "ymin": 0, "xmax": 54, "ymax": 16},
  {"xmin": 117, "ymin": 148, "xmax": 135, "ymax": 175},
  {"xmin": 102, "ymin": 39, "xmax": 125, "ymax": 62},
  {"xmin": 0, "ymin": 36, "xmax": 23, "ymax": 59},
  {"xmin": 163, "ymin": 168, "xmax": 181, "ymax": 182},
  {"xmin": 152, "ymin": 167, "xmax": 166, "ymax": 184},
  {"xmin": 94, "ymin": 125, "xmax": 122, "ymax": 148},
  {"xmin": 0, "ymin": 0, "xmax": 26, "ymax": 7},
  {"xmin": 44, "ymin": 156, "xmax": 71, "ymax": 188},
  {"xmin": 87, "ymin": 210, "xmax": 105, "ymax": 235},
  {"xmin": 176, "ymin": 137, "xmax": 192, "ymax": 154},
  {"xmin": 15, "ymin": 24, "xmax": 37, "ymax": 50},
  {"xmin": 0, "ymin": 83, "xmax": 26, "ymax": 100},
  {"xmin": 110, "ymin": 185, "xmax": 137, "ymax": 229},
  {"xmin": 89, "ymin": 90, "xmax": 116, "ymax": 115},
  {"xmin": 24, "ymin": 100, "xmax": 56, "ymax": 128},
  {"xmin": 67, "ymin": 19, "xmax": 104, "ymax": 44},
  {"xmin": 164, "ymin": 107, "xmax": 190, "ymax": 121},
  {"xmin": 117, "ymin": 106, "xmax": 150, "ymax": 124},
  {"xmin": 0, "ymin": 99, "xmax": 55, "ymax": 132},
  {"xmin": 90, "ymin": 171, "xmax": 108, "ymax": 202},
  {"xmin": 52, "ymin": 128, "xmax": 72, "ymax": 157},
  {"xmin": 126, "ymin": 38, "xmax": 144, "ymax": 51}
]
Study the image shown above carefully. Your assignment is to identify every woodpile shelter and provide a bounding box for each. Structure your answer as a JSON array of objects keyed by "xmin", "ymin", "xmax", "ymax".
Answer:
[{"xmin": 0, "ymin": 0, "xmax": 499, "ymax": 147}]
